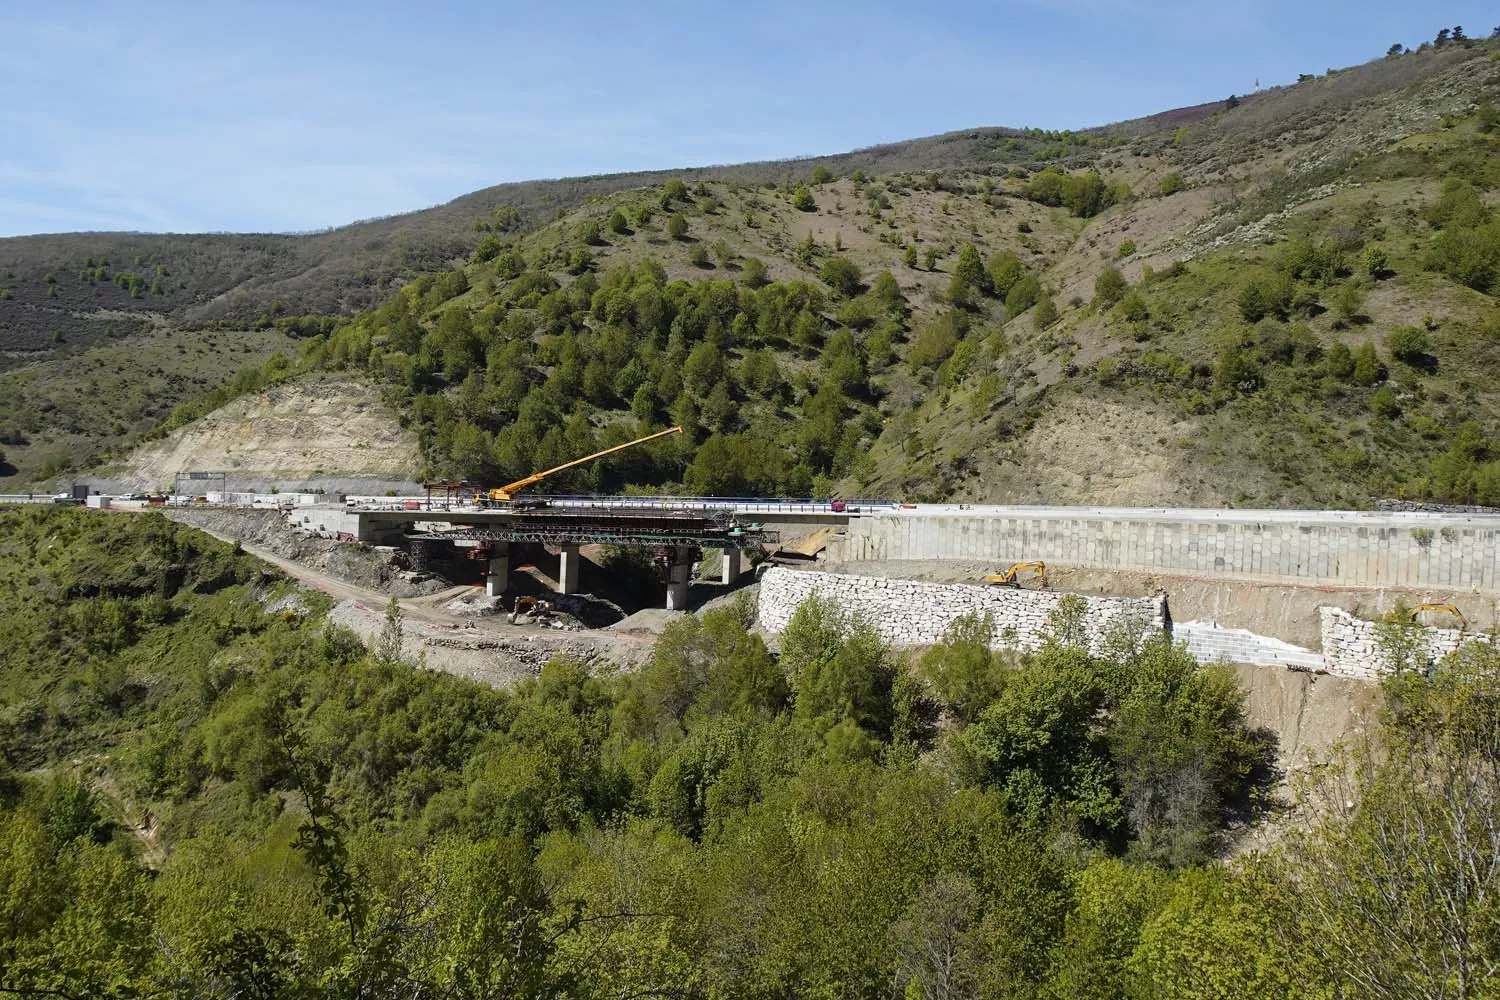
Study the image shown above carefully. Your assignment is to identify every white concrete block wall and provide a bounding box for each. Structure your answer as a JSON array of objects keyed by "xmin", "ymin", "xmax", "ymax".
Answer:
[
  {"xmin": 756, "ymin": 567, "xmax": 1164, "ymax": 654},
  {"xmin": 840, "ymin": 511, "xmax": 1500, "ymax": 591},
  {"xmin": 1173, "ymin": 621, "xmax": 1324, "ymax": 671}
]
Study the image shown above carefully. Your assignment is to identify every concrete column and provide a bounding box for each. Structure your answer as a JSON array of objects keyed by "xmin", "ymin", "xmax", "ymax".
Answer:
[
  {"xmin": 484, "ymin": 542, "xmax": 511, "ymax": 598},
  {"xmin": 558, "ymin": 544, "xmax": 581, "ymax": 595},
  {"xmin": 721, "ymin": 547, "xmax": 742, "ymax": 585},
  {"xmin": 665, "ymin": 546, "xmax": 693, "ymax": 611}
]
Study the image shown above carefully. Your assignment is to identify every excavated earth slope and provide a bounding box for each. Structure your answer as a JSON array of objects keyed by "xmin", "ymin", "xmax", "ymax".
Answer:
[{"xmin": 113, "ymin": 375, "xmax": 419, "ymax": 491}]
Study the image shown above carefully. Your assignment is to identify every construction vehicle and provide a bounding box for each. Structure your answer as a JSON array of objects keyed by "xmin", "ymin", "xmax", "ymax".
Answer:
[
  {"xmin": 1408, "ymin": 602, "xmax": 1468, "ymax": 631},
  {"xmin": 476, "ymin": 425, "xmax": 683, "ymax": 508},
  {"xmin": 983, "ymin": 561, "xmax": 1048, "ymax": 589},
  {"xmin": 510, "ymin": 595, "xmax": 552, "ymax": 625}
]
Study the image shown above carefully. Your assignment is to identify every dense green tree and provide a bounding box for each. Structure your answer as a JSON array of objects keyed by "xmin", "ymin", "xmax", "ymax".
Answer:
[
  {"xmin": 741, "ymin": 256, "xmax": 769, "ymax": 289},
  {"xmin": 1386, "ymin": 325, "xmax": 1429, "ymax": 364},
  {"xmin": 1094, "ymin": 267, "xmax": 1128, "ymax": 309},
  {"xmin": 871, "ymin": 270, "xmax": 904, "ymax": 312},
  {"xmin": 1033, "ymin": 295, "xmax": 1060, "ymax": 330},
  {"xmin": 819, "ymin": 256, "xmax": 864, "ymax": 298},
  {"xmin": 918, "ymin": 614, "xmax": 1007, "ymax": 724},
  {"xmin": 1352, "ymin": 342, "xmax": 1386, "ymax": 385},
  {"xmin": 950, "ymin": 243, "xmax": 991, "ymax": 303},
  {"xmin": 781, "ymin": 595, "xmax": 896, "ymax": 741},
  {"xmin": 988, "ymin": 252, "xmax": 1026, "ymax": 299},
  {"xmin": 793, "ymin": 186, "xmax": 817, "ymax": 211},
  {"xmin": 666, "ymin": 213, "xmax": 689, "ymax": 239},
  {"xmin": 1004, "ymin": 275, "xmax": 1042, "ymax": 316}
]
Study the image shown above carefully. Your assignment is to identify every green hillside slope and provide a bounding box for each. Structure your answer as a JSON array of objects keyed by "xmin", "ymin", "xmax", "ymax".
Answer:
[
  {"xmin": 9, "ymin": 38, "xmax": 1500, "ymax": 505},
  {"xmin": 238, "ymin": 40, "xmax": 1500, "ymax": 507}
]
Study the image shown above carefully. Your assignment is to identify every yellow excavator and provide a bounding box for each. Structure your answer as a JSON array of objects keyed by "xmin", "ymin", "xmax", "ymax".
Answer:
[
  {"xmin": 984, "ymin": 561, "xmax": 1048, "ymax": 589},
  {"xmin": 476, "ymin": 425, "xmax": 682, "ymax": 507},
  {"xmin": 1408, "ymin": 602, "xmax": 1468, "ymax": 632}
]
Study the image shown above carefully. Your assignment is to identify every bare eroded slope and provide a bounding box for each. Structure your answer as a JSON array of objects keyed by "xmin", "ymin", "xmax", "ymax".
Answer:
[{"xmin": 114, "ymin": 375, "xmax": 419, "ymax": 490}]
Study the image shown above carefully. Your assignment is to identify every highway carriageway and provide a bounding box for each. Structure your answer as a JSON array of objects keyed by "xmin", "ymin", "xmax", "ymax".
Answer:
[{"xmin": 345, "ymin": 496, "xmax": 899, "ymax": 526}]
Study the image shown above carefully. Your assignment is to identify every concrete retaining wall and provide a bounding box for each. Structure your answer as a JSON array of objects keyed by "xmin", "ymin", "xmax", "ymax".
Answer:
[
  {"xmin": 838, "ymin": 508, "xmax": 1500, "ymax": 591},
  {"xmin": 1173, "ymin": 621, "xmax": 1324, "ymax": 671},
  {"xmin": 1319, "ymin": 607, "xmax": 1490, "ymax": 679},
  {"xmin": 756, "ymin": 567, "xmax": 1165, "ymax": 653}
]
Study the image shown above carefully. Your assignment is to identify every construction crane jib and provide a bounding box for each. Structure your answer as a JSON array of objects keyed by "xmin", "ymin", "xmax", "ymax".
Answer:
[{"xmin": 480, "ymin": 425, "xmax": 683, "ymax": 504}]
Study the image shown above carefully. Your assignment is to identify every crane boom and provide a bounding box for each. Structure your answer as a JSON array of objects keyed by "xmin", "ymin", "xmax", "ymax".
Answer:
[{"xmin": 487, "ymin": 425, "xmax": 683, "ymax": 501}]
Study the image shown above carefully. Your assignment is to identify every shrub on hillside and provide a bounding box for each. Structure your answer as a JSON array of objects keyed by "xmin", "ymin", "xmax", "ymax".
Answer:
[
  {"xmin": 1033, "ymin": 296, "xmax": 1060, "ymax": 331},
  {"xmin": 1386, "ymin": 326, "xmax": 1430, "ymax": 364},
  {"xmin": 1237, "ymin": 271, "xmax": 1294, "ymax": 322},
  {"xmin": 1004, "ymin": 276, "xmax": 1042, "ymax": 317},
  {"xmin": 909, "ymin": 313, "xmax": 966, "ymax": 369},
  {"xmin": 819, "ymin": 257, "xmax": 863, "ymax": 298},
  {"xmin": 988, "ymin": 252, "xmax": 1026, "ymax": 299},
  {"xmin": 1352, "ymin": 342, "xmax": 1386, "ymax": 385},
  {"xmin": 1427, "ymin": 223, "xmax": 1500, "ymax": 293},
  {"xmin": 1119, "ymin": 290, "xmax": 1149, "ymax": 322},
  {"xmin": 1024, "ymin": 168, "xmax": 1124, "ymax": 218},
  {"xmin": 1094, "ymin": 268, "xmax": 1128, "ymax": 309}
]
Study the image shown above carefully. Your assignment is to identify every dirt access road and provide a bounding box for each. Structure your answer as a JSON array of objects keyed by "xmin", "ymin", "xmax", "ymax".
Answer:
[{"xmin": 167, "ymin": 518, "xmax": 658, "ymax": 686}]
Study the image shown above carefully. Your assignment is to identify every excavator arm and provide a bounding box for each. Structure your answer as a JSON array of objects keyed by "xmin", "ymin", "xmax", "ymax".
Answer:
[
  {"xmin": 486, "ymin": 425, "xmax": 683, "ymax": 502},
  {"xmin": 983, "ymin": 561, "xmax": 1048, "ymax": 589}
]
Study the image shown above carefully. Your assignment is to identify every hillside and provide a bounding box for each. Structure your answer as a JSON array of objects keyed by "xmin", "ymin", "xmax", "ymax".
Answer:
[
  {"xmin": 0, "ymin": 107, "xmax": 1203, "ymax": 486},
  {"xmin": 147, "ymin": 38, "xmax": 1495, "ymax": 509},
  {"xmin": 15, "ymin": 37, "xmax": 1500, "ymax": 505}
]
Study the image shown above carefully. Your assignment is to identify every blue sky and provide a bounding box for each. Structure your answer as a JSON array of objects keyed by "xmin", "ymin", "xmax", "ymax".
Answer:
[{"xmin": 2, "ymin": 1, "xmax": 1493, "ymax": 236}]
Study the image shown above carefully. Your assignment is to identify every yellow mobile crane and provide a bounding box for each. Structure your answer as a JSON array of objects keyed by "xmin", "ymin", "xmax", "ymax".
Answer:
[{"xmin": 476, "ymin": 425, "xmax": 683, "ymax": 507}]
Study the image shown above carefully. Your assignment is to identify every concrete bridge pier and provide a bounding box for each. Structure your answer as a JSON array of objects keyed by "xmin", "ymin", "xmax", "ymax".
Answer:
[
  {"xmin": 666, "ymin": 546, "xmax": 695, "ymax": 611},
  {"xmin": 558, "ymin": 544, "xmax": 581, "ymax": 595},
  {"xmin": 484, "ymin": 542, "xmax": 511, "ymax": 598},
  {"xmin": 721, "ymin": 548, "xmax": 742, "ymax": 585}
]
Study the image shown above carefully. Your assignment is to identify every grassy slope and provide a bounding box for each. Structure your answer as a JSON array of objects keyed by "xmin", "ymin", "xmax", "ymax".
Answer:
[{"xmin": 0, "ymin": 326, "xmax": 297, "ymax": 483}]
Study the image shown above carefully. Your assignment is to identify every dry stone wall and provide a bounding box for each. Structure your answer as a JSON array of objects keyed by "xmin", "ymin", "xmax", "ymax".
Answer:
[
  {"xmin": 756, "ymin": 567, "xmax": 1165, "ymax": 653},
  {"xmin": 1319, "ymin": 607, "xmax": 1491, "ymax": 679}
]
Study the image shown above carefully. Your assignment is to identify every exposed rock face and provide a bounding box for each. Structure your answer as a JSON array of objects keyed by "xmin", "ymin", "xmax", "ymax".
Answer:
[{"xmin": 113, "ymin": 375, "xmax": 420, "ymax": 491}]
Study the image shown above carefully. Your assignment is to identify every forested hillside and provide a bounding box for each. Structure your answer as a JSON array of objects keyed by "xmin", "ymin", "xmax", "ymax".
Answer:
[
  {"xmin": 205, "ymin": 36, "xmax": 1500, "ymax": 507},
  {"xmin": 5, "ymin": 33, "xmax": 1499, "ymax": 506},
  {"xmin": 4, "ymin": 507, "xmax": 1498, "ymax": 997}
]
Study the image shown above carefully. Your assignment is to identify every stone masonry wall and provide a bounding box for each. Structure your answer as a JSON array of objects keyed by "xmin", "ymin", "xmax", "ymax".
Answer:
[
  {"xmin": 756, "ymin": 567, "xmax": 1165, "ymax": 653},
  {"xmin": 1319, "ymin": 607, "xmax": 1491, "ymax": 679}
]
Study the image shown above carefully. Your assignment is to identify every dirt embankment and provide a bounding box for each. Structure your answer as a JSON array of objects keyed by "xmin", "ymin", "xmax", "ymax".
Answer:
[
  {"xmin": 1232, "ymin": 664, "xmax": 1380, "ymax": 778},
  {"xmin": 111, "ymin": 375, "xmax": 421, "ymax": 492},
  {"xmin": 164, "ymin": 507, "xmax": 443, "ymax": 598}
]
